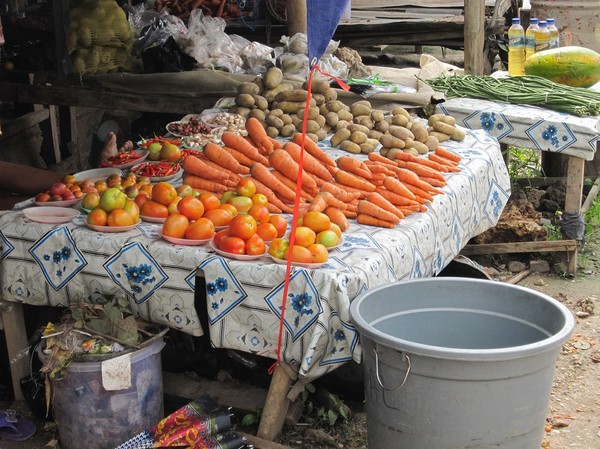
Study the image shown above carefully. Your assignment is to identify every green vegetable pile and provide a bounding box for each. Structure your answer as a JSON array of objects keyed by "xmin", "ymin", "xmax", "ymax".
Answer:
[{"xmin": 424, "ymin": 74, "xmax": 600, "ymax": 117}]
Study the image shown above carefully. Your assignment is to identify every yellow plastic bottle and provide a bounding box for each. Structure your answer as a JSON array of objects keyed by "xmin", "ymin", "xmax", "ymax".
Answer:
[
  {"xmin": 534, "ymin": 20, "xmax": 551, "ymax": 52},
  {"xmin": 547, "ymin": 18, "xmax": 560, "ymax": 48},
  {"xmin": 508, "ymin": 18, "xmax": 525, "ymax": 76},
  {"xmin": 525, "ymin": 17, "xmax": 539, "ymax": 60}
]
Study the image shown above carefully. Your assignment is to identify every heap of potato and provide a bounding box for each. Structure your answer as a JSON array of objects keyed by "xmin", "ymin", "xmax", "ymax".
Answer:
[{"xmin": 230, "ymin": 67, "xmax": 465, "ymax": 157}]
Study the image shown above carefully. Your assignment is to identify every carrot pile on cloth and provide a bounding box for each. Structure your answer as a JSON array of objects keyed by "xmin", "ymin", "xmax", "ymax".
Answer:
[{"xmin": 180, "ymin": 115, "xmax": 463, "ymax": 228}]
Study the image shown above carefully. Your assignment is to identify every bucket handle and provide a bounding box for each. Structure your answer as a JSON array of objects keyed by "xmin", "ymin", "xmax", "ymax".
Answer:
[{"xmin": 373, "ymin": 345, "xmax": 411, "ymax": 392}]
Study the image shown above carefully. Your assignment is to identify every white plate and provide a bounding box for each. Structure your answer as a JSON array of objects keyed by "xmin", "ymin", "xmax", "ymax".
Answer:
[
  {"xmin": 100, "ymin": 149, "xmax": 149, "ymax": 170},
  {"xmin": 85, "ymin": 220, "xmax": 141, "ymax": 233},
  {"xmin": 209, "ymin": 241, "xmax": 266, "ymax": 261},
  {"xmin": 268, "ymin": 254, "xmax": 325, "ymax": 269},
  {"xmin": 130, "ymin": 162, "xmax": 181, "ymax": 182},
  {"xmin": 140, "ymin": 214, "xmax": 167, "ymax": 223},
  {"xmin": 158, "ymin": 229, "xmax": 212, "ymax": 246},
  {"xmin": 34, "ymin": 198, "xmax": 81, "ymax": 208},
  {"xmin": 199, "ymin": 111, "xmax": 244, "ymax": 129},
  {"xmin": 23, "ymin": 206, "xmax": 79, "ymax": 224},
  {"xmin": 74, "ymin": 168, "xmax": 123, "ymax": 183}
]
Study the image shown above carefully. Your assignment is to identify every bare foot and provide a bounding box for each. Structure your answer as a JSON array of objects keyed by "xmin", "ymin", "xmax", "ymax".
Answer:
[
  {"xmin": 101, "ymin": 132, "xmax": 118, "ymax": 161},
  {"xmin": 100, "ymin": 132, "xmax": 135, "ymax": 162}
]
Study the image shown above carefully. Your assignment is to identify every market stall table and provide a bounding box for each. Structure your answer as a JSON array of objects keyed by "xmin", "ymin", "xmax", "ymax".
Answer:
[
  {"xmin": 437, "ymin": 97, "xmax": 599, "ymax": 272},
  {"xmin": 0, "ymin": 129, "xmax": 509, "ymax": 435}
]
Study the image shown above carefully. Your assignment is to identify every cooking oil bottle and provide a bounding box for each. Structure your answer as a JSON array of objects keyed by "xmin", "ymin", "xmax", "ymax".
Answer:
[
  {"xmin": 508, "ymin": 17, "xmax": 525, "ymax": 76},
  {"xmin": 546, "ymin": 18, "xmax": 560, "ymax": 48},
  {"xmin": 525, "ymin": 17, "xmax": 539, "ymax": 60},
  {"xmin": 535, "ymin": 20, "xmax": 551, "ymax": 52}
]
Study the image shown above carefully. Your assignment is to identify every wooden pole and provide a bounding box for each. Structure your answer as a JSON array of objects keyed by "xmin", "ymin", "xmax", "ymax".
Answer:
[
  {"xmin": 286, "ymin": 0, "xmax": 307, "ymax": 36},
  {"xmin": 257, "ymin": 362, "xmax": 298, "ymax": 441},
  {"xmin": 464, "ymin": 0, "xmax": 485, "ymax": 75},
  {"xmin": 2, "ymin": 302, "xmax": 29, "ymax": 401}
]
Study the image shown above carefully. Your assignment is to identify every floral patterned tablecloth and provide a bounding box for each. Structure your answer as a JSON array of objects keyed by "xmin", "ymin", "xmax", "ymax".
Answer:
[
  {"xmin": 436, "ymin": 98, "xmax": 600, "ymax": 161},
  {"xmin": 0, "ymin": 129, "xmax": 510, "ymax": 383}
]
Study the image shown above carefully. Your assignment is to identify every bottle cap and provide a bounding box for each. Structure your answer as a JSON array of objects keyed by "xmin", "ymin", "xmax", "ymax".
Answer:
[
  {"xmin": 547, "ymin": 18, "xmax": 555, "ymax": 25},
  {"xmin": 512, "ymin": 18, "xmax": 521, "ymax": 25},
  {"xmin": 539, "ymin": 20, "xmax": 547, "ymax": 26},
  {"xmin": 530, "ymin": 17, "xmax": 538, "ymax": 24}
]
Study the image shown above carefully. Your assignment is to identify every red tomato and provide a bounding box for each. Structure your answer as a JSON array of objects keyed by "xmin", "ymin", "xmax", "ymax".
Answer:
[
  {"xmin": 268, "ymin": 237, "xmax": 290, "ymax": 260},
  {"xmin": 212, "ymin": 228, "xmax": 229, "ymax": 247},
  {"xmin": 245, "ymin": 234, "xmax": 266, "ymax": 255},
  {"xmin": 219, "ymin": 236, "xmax": 246, "ymax": 255},
  {"xmin": 228, "ymin": 215, "xmax": 258, "ymax": 240}
]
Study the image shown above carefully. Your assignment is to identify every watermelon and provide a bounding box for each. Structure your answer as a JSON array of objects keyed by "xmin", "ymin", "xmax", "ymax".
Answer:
[{"xmin": 524, "ymin": 46, "xmax": 600, "ymax": 88}]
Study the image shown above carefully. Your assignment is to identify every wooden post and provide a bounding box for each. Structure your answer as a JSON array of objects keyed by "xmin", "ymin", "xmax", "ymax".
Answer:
[
  {"xmin": 286, "ymin": 0, "xmax": 307, "ymax": 36},
  {"xmin": 464, "ymin": 0, "xmax": 485, "ymax": 75},
  {"xmin": 564, "ymin": 155, "xmax": 585, "ymax": 274},
  {"xmin": 257, "ymin": 362, "xmax": 298, "ymax": 441},
  {"xmin": 1, "ymin": 302, "xmax": 29, "ymax": 401}
]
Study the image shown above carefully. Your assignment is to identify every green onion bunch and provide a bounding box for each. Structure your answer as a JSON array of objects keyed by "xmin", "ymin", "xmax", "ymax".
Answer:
[{"xmin": 424, "ymin": 75, "xmax": 600, "ymax": 116}]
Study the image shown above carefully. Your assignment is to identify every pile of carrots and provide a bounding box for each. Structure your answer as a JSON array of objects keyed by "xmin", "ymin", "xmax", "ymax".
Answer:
[{"xmin": 182, "ymin": 117, "xmax": 463, "ymax": 229}]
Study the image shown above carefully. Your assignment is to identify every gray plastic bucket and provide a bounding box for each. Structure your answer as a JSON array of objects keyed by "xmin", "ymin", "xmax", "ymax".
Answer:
[{"xmin": 349, "ymin": 277, "xmax": 574, "ymax": 449}]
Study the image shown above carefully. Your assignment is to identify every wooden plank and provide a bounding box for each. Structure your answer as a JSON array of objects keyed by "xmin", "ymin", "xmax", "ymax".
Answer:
[
  {"xmin": 0, "ymin": 81, "xmax": 226, "ymax": 115},
  {"xmin": 49, "ymin": 105, "xmax": 61, "ymax": 163},
  {"xmin": 286, "ymin": 0, "xmax": 306, "ymax": 36},
  {"xmin": 163, "ymin": 371, "xmax": 268, "ymax": 416},
  {"xmin": 0, "ymin": 109, "xmax": 49, "ymax": 140},
  {"xmin": 460, "ymin": 239, "xmax": 578, "ymax": 256},
  {"xmin": 1, "ymin": 302, "xmax": 29, "ymax": 401},
  {"xmin": 581, "ymin": 176, "xmax": 600, "ymax": 214}
]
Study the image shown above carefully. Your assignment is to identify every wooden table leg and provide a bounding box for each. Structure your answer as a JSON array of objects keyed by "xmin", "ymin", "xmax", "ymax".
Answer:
[
  {"xmin": 1, "ymin": 302, "xmax": 29, "ymax": 401},
  {"xmin": 257, "ymin": 362, "xmax": 298, "ymax": 441},
  {"xmin": 564, "ymin": 156, "xmax": 586, "ymax": 275}
]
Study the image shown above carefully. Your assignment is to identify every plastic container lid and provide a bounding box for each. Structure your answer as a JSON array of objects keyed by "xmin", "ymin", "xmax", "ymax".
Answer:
[{"xmin": 512, "ymin": 18, "xmax": 521, "ymax": 24}]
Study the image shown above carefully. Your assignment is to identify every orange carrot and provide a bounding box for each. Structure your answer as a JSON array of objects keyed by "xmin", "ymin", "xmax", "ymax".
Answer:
[
  {"xmin": 334, "ymin": 170, "xmax": 376, "ymax": 192},
  {"xmin": 357, "ymin": 213, "xmax": 397, "ymax": 228},
  {"xmin": 428, "ymin": 153, "xmax": 461, "ymax": 172},
  {"xmin": 182, "ymin": 175, "xmax": 228, "ymax": 193},
  {"xmin": 393, "ymin": 151, "xmax": 454, "ymax": 173},
  {"xmin": 366, "ymin": 192, "xmax": 404, "ymax": 220},
  {"xmin": 247, "ymin": 176, "xmax": 294, "ymax": 214},
  {"xmin": 221, "ymin": 145, "xmax": 256, "ymax": 168},
  {"xmin": 375, "ymin": 187, "xmax": 420, "ymax": 207},
  {"xmin": 368, "ymin": 151, "xmax": 399, "ymax": 166},
  {"xmin": 403, "ymin": 183, "xmax": 434, "ymax": 202},
  {"xmin": 201, "ymin": 159, "xmax": 241, "ymax": 184},
  {"xmin": 268, "ymin": 149, "xmax": 318, "ymax": 192},
  {"xmin": 266, "ymin": 202, "xmax": 283, "ymax": 214},
  {"xmin": 420, "ymin": 176, "xmax": 447, "ymax": 188},
  {"xmin": 324, "ymin": 206, "xmax": 350, "ymax": 231},
  {"xmin": 320, "ymin": 182, "xmax": 361, "ymax": 203},
  {"xmin": 292, "ymin": 133, "xmax": 336, "ymax": 167},
  {"xmin": 249, "ymin": 162, "xmax": 297, "ymax": 202},
  {"xmin": 364, "ymin": 161, "xmax": 397, "ymax": 177},
  {"xmin": 221, "ymin": 131, "xmax": 269, "ymax": 165},
  {"xmin": 383, "ymin": 177, "xmax": 416, "ymax": 201},
  {"xmin": 203, "ymin": 143, "xmax": 249, "ymax": 175},
  {"xmin": 182, "ymin": 155, "xmax": 230, "ymax": 181},
  {"xmin": 272, "ymin": 170, "xmax": 315, "ymax": 201},
  {"xmin": 370, "ymin": 172, "xmax": 386, "ymax": 187},
  {"xmin": 395, "ymin": 160, "xmax": 446, "ymax": 183},
  {"xmin": 308, "ymin": 193, "xmax": 329, "ymax": 213},
  {"xmin": 336, "ymin": 156, "xmax": 373, "ymax": 180},
  {"xmin": 342, "ymin": 208, "xmax": 358, "ymax": 219},
  {"xmin": 397, "ymin": 207, "xmax": 417, "ymax": 217},
  {"xmin": 357, "ymin": 200, "xmax": 401, "ymax": 224},
  {"xmin": 435, "ymin": 146, "xmax": 462, "ymax": 164},
  {"xmin": 318, "ymin": 191, "xmax": 347, "ymax": 210},
  {"xmin": 395, "ymin": 168, "xmax": 443, "ymax": 195},
  {"xmin": 283, "ymin": 141, "xmax": 334, "ymax": 182},
  {"xmin": 246, "ymin": 117, "xmax": 274, "ymax": 154},
  {"xmin": 268, "ymin": 136, "xmax": 284, "ymax": 150},
  {"xmin": 330, "ymin": 181, "xmax": 371, "ymax": 199}
]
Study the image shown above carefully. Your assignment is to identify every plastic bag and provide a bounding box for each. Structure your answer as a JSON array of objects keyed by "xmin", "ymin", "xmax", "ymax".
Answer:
[
  {"xmin": 279, "ymin": 52, "xmax": 309, "ymax": 82},
  {"xmin": 281, "ymin": 32, "xmax": 339, "ymax": 56},
  {"xmin": 141, "ymin": 35, "xmax": 196, "ymax": 72},
  {"xmin": 240, "ymin": 41, "xmax": 275, "ymax": 75}
]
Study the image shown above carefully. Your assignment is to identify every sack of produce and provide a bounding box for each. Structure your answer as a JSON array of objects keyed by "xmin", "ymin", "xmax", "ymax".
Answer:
[{"xmin": 67, "ymin": 0, "xmax": 135, "ymax": 75}]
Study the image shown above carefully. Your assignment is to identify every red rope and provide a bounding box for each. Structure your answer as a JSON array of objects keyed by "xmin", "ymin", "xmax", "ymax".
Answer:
[{"xmin": 267, "ymin": 65, "xmax": 350, "ymax": 375}]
